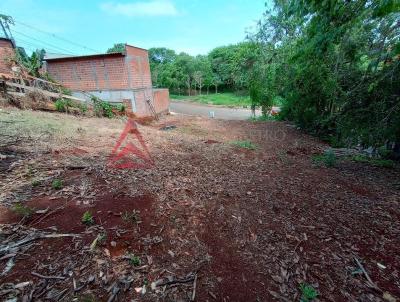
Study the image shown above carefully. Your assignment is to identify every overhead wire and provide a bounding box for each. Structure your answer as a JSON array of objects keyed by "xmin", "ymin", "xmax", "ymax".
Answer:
[
  {"xmin": 13, "ymin": 19, "xmax": 100, "ymax": 53},
  {"xmin": 11, "ymin": 29, "xmax": 76, "ymax": 55},
  {"xmin": 13, "ymin": 36, "xmax": 67, "ymax": 54}
]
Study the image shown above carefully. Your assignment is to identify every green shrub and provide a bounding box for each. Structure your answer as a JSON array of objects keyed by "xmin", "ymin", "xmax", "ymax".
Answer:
[
  {"xmin": 113, "ymin": 103, "xmax": 126, "ymax": 113},
  {"xmin": 82, "ymin": 211, "xmax": 94, "ymax": 225},
  {"xmin": 51, "ymin": 179, "xmax": 63, "ymax": 190},
  {"xmin": 231, "ymin": 140, "xmax": 257, "ymax": 150},
  {"xmin": 55, "ymin": 99, "xmax": 71, "ymax": 112},
  {"xmin": 299, "ymin": 283, "xmax": 318, "ymax": 302},
  {"xmin": 312, "ymin": 149, "xmax": 336, "ymax": 167},
  {"xmin": 77, "ymin": 103, "xmax": 88, "ymax": 113},
  {"xmin": 91, "ymin": 96, "xmax": 114, "ymax": 118}
]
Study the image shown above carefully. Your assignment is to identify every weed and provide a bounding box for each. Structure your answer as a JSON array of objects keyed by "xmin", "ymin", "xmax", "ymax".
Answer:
[
  {"xmin": 113, "ymin": 103, "xmax": 126, "ymax": 113},
  {"xmin": 31, "ymin": 179, "xmax": 41, "ymax": 187},
  {"xmin": 77, "ymin": 103, "xmax": 88, "ymax": 114},
  {"xmin": 82, "ymin": 211, "xmax": 94, "ymax": 225},
  {"xmin": 12, "ymin": 203, "xmax": 34, "ymax": 218},
  {"xmin": 128, "ymin": 254, "xmax": 141, "ymax": 266},
  {"xmin": 91, "ymin": 96, "xmax": 114, "ymax": 118},
  {"xmin": 312, "ymin": 149, "xmax": 336, "ymax": 167},
  {"xmin": 51, "ymin": 179, "xmax": 63, "ymax": 190},
  {"xmin": 352, "ymin": 154, "xmax": 394, "ymax": 168},
  {"xmin": 231, "ymin": 140, "xmax": 257, "ymax": 150},
  {"xmin": 299, "ymin": 283, "xmax": 318, "ymax": 302},
  {"xmin": 55, "ymin": 98, "xmax": 71, "ymax": 112},
  {"xmin": 122, "ymin": 210, "xmax": 141, "ymax": 224}
]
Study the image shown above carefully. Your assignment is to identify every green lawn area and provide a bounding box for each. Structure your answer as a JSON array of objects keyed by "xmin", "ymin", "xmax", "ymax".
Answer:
[{"xmin": 170, "ymin": 93, "xmax": 251, "ymax": 107}]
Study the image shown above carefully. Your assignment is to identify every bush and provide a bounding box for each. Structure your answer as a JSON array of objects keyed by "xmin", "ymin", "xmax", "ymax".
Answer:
[
  {"xmin": 114, "ymin": 103, "xmax": 126, "ymax": 113},
  {"xmin": 91, "ymin": 96, "xmax": 114, "ymax": 118},
  {"xmin": 312, "ymin": 149, "xmax": 337, "ymax": 167},
  {"xmin": 55, "ymin": 98, "xmax": 71, "ymax": 112}
]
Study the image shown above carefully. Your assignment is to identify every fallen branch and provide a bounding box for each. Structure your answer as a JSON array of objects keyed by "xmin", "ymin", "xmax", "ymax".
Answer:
[
  {"xmin": 31, "ymin": 271, "xmax": 66, "ymax": 280},
  {"xmin": 0, "ymin": 232, "xmax": 80, "ymax": 256},
  {"xmin": 191, "ymin": 273, "xmax": 198, "ymax": 301},
  {"xmin": 158, "ymin": 275, "xmax": 195, "ymax": 287},
  {"xmin": 29, "ymin": 206, "xmax": 65, "ymax": 227},
  {"xmin": 354, "ymin": 257, "xmax": 381, "ymax": 292}
]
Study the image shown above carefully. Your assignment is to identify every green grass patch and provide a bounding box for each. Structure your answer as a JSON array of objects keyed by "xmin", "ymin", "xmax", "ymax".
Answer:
[
  {"xmin": 248, "ymin": 115, "xmax": 277, "ymax": 122},
  {"xmin": 231, "ymin": 140, "xmax": 257, "ymax": 150},
  {"xmin": 170, "ymin": 93, "xmax": 251, "ymax": 107},
  {"xmin": 352, "ymin": 154, "xmax": 394, "ymax": 168}
]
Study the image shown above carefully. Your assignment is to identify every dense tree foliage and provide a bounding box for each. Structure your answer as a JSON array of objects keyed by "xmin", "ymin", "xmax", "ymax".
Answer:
[
  {"xmin": 148, "ymin": 43, "xmax": 256, "ymax": 95},
  {"xmin": 249, "ymin": 0, "xmax": 400, "ymax": 149},
  {"xmin": 106, "ymin": 43, "xmax": 125, "ymax": 53}
]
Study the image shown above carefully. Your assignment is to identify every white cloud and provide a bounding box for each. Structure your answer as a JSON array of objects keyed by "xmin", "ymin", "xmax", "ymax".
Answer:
[{"xmin": 100, "ymin": 0, "xmax": 178, "ymax": 17}]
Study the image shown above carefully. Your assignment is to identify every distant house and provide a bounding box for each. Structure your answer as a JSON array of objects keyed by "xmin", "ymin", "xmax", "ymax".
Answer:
[
  {"xmin": 0, "ymin": 38, "xmax": 15, "ymax": 76},
  {"xmin": 44, "ymin": 44, "xmax": 169, "ymax": 118}
]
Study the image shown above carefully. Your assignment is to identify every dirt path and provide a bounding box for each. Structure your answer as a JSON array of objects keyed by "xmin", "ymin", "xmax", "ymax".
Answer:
[
  {"xmin": 170, "ymin": 100, "xmax": 261, "ymax": 120},
  {"xmin": 0, "ymin": 109, "xmax": 399, "ymax": 301}
]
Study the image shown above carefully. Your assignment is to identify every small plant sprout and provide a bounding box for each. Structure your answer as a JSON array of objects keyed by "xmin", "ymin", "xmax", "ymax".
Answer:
[
  {"xmin": 299, "ymin": 283, "xmax": 318, "ymax": 302},
  {"xmin": 129, "ymin": 254, "xmax": 141, "ymax": 267},
  {"xmin": 122, "ymin": 210, "xmax": 141, "ymax": 224},
  {"xmin": 81, "ymin": 211, "xmax": 94, "ymax": 225},
  {"xmin": 52, "ymin": 179, "xmax": 63, "ymax": 190},
  {"xmin": 12, "ymin": 203, "xmax": 34, "ymax": 218}
]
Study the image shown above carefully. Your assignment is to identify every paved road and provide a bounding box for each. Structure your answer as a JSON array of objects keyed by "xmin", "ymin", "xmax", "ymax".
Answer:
[{"xmin": 170, "ymin": 101, "xmax": 261, "ymax": 120}]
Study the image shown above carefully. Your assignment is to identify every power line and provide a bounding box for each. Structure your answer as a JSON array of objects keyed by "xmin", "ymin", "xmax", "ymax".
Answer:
[
  {"xmin": 13, "ymin": 36, "xmax": 69, "ymax": 55},
  {"xmin": 14, "ymin": 19, "xmax": 100, "ymax": 53},
  {"xmin": 11, "ymin": 29, "xmax": 76, "ymax": 55}
]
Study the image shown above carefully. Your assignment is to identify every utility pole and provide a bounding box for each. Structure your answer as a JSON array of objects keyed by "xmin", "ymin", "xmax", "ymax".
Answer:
[{"xmin": 0, "ymin": 14, "xmax": 16, "ymax": 47}]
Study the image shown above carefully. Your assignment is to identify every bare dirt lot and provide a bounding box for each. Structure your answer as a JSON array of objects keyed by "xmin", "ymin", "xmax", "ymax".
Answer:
[{"xmin": 0, "ymin": 108, "xmax": 399, "ymax": 302}]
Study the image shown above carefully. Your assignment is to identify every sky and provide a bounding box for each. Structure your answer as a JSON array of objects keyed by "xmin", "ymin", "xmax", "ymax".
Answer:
[{"xmin": 0, "ymin": 0, "xmax": 268, "ymax": 56}]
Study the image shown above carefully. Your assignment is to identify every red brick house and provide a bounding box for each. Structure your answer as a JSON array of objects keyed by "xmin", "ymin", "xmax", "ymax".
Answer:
[
  {"xmin": 44, "ymin": 44, "xmax": 169, "ymax": 117},
  {"xmin": 0, "ymin": 38, "xmax": 15, "ymax": 75}
]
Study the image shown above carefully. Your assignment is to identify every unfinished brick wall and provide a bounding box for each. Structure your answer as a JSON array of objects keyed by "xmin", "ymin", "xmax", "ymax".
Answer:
[
  {"xmin": 153, "ymin": 89, "xmax": 170, "ymax": 114},
  {"xmin": 0, "ymin": 38, "xmax": 14, "ymax": 75},
  {"xmin": 45, "ymin": 44, "xmax": 170, "ymax": 118},
  {"xmin": 46, "ymin": 45, "xmax": 152, "ymax": 91}
]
